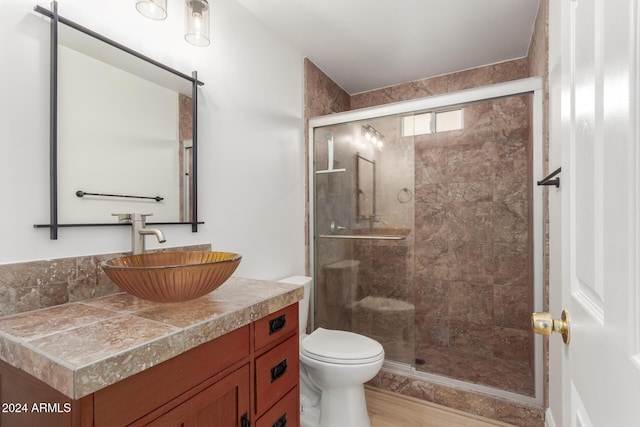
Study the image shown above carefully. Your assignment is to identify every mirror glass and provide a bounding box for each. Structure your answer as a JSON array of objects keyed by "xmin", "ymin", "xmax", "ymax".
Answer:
[
  {"xmin": 57, "ymin": 24, "xmax": 195, "ymax": 224},
  {"xmin": 356, "ymin": 154, "xmax": 375, "ymax": 220}
]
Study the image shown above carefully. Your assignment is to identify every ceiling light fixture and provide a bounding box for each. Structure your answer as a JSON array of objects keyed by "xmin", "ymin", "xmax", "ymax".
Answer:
[
  {"xmin": 184, "ymin": 0, "xmax": 210, "ymax": 46},
  {"xmin": 361, "ymin": 125, "xmax": 384, "ymax": 151},
  {"xmin": 136, "ymin": 0, "xmax": 211, "ymax": 47}
]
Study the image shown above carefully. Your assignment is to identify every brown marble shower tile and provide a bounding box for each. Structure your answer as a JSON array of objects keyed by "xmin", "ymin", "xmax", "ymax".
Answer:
[
  {"xmin": 494, "ymin": 95, "xmax": 530, "ymax": 142},
  {"xmin": 369, "ymin": 370, "xmax": 435, "ymax": 403},
  {"xmin": 433, "ymin": 385, "xmax": 497, "ymax": 420},
  {"xmin": 494, "ymin": 160, "xmax": 529, "ymax": 202},
  {"xmin": 350, "ymin": 87, "xmax": 395, "ymax": 109},
  {"xmin": 448, "ymin": 67, "xmax": 493, "ymax": 93},
  {"xmin": 449, "ymin": 319, "xmax": 494, "ymax": 357},
  {"xmin": 389, "ymin": 75, "xmax": 449, "ymax": 102},
  {"xmin": 491, "ymin": 243, "xmax": 530, "ymax": 286},
  {"xmin": 448, "ymin": 100, "xmax": 495, "ymax": 145},
  {"xmin": 494, "ymin": 327, "xmax": 533, "ymax": 364},
  {"xmin": 415, "ymin": 239, "xmax": 449, "ymax": 280},
  {"xmin": 415, "ymin": 278, "xmax": 449, "ymax": 316},
  {"xmin": 304, "ymin": 59, "xmax": 350, "ymax": 116},
  {"xmin": 449, "ymin": 281, "xmax": 493, "ymax": 324},
  {"xmin": 415, "ymin": 203, "xmax": 447, "ymax": 241},
  {"xmin": 415, "ymin": 143, "xmax": 447, "ymax": 184},
  {"xmin": 369, "ymin": 244, "xmax": 411, "ymax": 277},
  {"xmin": 444, "ymin": 141, "xmax": 499, "ymax": 183},
  {"xmin": 495, "ymin": 400, "xmax": 545, "ymax": 427},
  {"xmin": 369, "ymin": 368, "xmax": 544, "ymax": 427},
  {"xmin": 415, "ymin": 161, "xmax": 446, "ymax": 187},
  {"xmin": 445, "ymin": 202, "xmax": 493, "ymax": 243},
  {"xmin": 495, "ymin": 137, "xmax": 528, "ymax": 165},
  {"xmin": 492, "ymin": 200, "xmax": 529, "ymax": 244},
  {"xmin": 494, "ymin": 285, "xmax": 531, "ymax": 330},
  {"xmin": 367, "ymin": 274, "xmax": 413, "ymax": 300},
  {"xmin": 414, "ymin": 131, "xmax": 449, "ymax": 147},
  {"xmin": 430, "ymin": 317, "xmax": 450, "ymax": 347},
  {"xmin": 416, "ymin": 347, "xmax": 535, "ymax": 397},
  {"xmin": 415, "ymin": 183, "xmax": 437, "ymax": 203},
  {"xmin": 448, "ymin": 242, "xmax": 492, "ymax": 282},
  {"xmin": 490, "ymin": 59, "xmax": 529, "ymax": 84},
  {"xmin": 415, "ymin": 346, "xmax": 461, "ymax": 375},
  {"xmin": 436, "ymin": 182, "xmax": 493, "ymax": 203}
]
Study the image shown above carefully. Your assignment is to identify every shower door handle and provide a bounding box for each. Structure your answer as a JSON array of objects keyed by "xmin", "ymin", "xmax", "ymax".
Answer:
[{"xmin": 531, "ymin": 310, "xmax": 570, "ymax": 344}]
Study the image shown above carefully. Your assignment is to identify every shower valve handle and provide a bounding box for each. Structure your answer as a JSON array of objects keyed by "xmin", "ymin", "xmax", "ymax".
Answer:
[{"xmin": 330, "ymin": 221, "xmax": 346, "ymax": 233}]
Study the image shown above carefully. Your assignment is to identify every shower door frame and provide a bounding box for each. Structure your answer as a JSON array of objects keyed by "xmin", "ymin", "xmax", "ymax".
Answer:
[{"xmin": 308, "ymin": 76, "xmax": 545, "ymax": 406}]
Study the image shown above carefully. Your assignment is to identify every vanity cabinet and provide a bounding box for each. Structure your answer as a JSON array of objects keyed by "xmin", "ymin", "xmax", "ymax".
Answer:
[{"xmin": 0, "ymin": 303, "xmax": 300, "ymax": 427}]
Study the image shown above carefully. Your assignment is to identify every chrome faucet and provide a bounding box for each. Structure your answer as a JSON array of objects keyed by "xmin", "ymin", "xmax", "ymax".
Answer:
[{"xmin": 113, "ymin": 213, "xmax": 166, "ymax": 255}]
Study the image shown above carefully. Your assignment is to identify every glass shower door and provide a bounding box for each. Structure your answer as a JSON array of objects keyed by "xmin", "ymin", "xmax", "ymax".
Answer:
[{"xmin": 312, "ymin": 116, "xmax": 417, "ymax": 367}]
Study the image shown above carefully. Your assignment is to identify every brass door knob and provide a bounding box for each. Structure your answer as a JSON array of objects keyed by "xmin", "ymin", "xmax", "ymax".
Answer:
[{"xmin": 531, "ymin": 310, "xmax": 570, "ymax": 344}]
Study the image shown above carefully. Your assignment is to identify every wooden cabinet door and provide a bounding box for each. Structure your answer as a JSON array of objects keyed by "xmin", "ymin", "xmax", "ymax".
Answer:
[{"xmin": 142, "ymin": 365, "xmax": 250, "ymax": 427}]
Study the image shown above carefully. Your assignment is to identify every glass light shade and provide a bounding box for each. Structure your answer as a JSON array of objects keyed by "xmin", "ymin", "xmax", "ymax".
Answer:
[
  {"xmin": 136, "ymin": 0, "xmax": 167, "ymax": 20},
  {"xmin": 185, "ymin": 0, "xmax": 211, "ymax": 47}
]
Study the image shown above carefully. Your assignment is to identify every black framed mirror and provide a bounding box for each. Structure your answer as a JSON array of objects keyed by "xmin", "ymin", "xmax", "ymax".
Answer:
[{"xmin": 34, "ymin": 2, "xmax": 204, "ymax": 239}]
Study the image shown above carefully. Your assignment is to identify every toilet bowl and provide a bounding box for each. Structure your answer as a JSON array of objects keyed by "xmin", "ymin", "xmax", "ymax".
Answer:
[{"xmin": 278, "ymin": 276, "xmax": 385, "ymax": 427}]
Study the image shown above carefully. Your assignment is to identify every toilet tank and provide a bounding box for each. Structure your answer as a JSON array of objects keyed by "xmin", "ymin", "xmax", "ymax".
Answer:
[{"xmin": 277, "ymin": 276, "xmax": 312, "ymax": 336}]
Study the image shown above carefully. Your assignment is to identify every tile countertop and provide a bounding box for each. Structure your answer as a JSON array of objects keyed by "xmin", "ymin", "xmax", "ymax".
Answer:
[{"xmin": 0, "ymin": 277, "xmax": 303, "ymax": 400}]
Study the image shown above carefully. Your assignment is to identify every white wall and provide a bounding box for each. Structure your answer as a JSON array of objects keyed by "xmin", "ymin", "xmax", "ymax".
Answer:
[{"xmin": 0, "ymin": 0, "xmax": 306, "ymax": 281}]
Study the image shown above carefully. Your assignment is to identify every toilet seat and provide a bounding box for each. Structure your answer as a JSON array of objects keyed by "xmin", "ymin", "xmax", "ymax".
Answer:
[{"xmin": 301, "ymin": 328, "xmax": 384, "ymax": 365}]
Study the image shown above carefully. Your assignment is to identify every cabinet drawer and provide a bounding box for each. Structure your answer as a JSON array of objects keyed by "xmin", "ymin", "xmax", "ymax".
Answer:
[
  {"xmin": 254, "ymin": 304, "xmax": 298, "ymax": 351},
  {"xmin": 256, "ymin": 386, "xmax": 299, "ymax": 427},
  {"xmin": 255, "ymin": 334, "xmax": 299, "ymax": 415}
]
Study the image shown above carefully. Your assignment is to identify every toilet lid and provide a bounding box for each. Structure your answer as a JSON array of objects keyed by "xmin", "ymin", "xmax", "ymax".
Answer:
[{"xmin": 301, "ymin": 328, "xmax": 384, "ymax": 365}]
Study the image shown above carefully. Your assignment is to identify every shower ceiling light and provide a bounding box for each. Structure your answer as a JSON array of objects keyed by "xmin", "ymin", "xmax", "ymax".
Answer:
[
  {"xmin": 136, "ymin": 0, "xmax": 211, "ymax": 47},
  {"xmin": 362, "ymin": 125, "xmax": 384, "ymax": 151},
  {"xmin": 136, "ymin": 0, "xmax": 167, "ymax": 20}
]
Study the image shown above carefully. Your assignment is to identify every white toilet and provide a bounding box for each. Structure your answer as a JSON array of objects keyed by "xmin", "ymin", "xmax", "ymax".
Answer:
[{"xmin": 278, "ymin": 276, "xmax": 384, "ymax": 427}]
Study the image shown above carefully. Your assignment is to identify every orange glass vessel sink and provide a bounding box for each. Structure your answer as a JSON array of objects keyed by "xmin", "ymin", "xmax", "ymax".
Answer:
[{"xmin": 101, "ymin": 251, "xmax": 242, "ymax": 303}]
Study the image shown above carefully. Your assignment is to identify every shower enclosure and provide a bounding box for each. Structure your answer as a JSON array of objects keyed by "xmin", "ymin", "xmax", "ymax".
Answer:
[{"xmin": 309, "ymin": 78, "xmax": 544, "ymax": 403}]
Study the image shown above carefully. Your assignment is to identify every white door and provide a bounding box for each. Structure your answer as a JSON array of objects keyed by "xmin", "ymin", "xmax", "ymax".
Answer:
[{"xmin": 548, "ymin": 0, "xmax": 640, "ymax": 426}]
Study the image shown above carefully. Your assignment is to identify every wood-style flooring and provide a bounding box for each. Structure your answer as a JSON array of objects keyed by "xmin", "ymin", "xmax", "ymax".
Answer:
[{"xmin": 366, "ymin": 386, "xmax": 516, "ymax": 427}]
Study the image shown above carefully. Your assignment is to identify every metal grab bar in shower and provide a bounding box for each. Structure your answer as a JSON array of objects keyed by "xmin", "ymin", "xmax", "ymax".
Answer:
[{"xmin": 318, "ymin": 234, "xmax": 406, "ymax": 241}]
